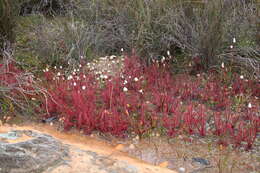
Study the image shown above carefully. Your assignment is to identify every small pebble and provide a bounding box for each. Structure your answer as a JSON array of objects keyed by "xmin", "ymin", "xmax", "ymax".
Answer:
[
  {"xmin": 129, "ymin": 144, "xmax": 135, "ymax": 149},
  {"xmin": 179, "ymin": 167, "xmax": 185, "ymax": 172}
]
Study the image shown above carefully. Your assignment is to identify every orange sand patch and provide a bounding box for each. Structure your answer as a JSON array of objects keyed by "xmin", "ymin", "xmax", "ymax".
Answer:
[{"xmin": 0, "ymin": 124, "xmax": 177, "ymax": 173}]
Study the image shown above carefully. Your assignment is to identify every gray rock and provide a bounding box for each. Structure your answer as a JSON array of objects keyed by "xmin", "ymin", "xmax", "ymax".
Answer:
[
  {"xmin": 0, "ymin": 130, "xmax": 68, "ymax": 173},
  {"xmin": 191, "ymin": 157, "xmax": 210, "ymax": 166}
]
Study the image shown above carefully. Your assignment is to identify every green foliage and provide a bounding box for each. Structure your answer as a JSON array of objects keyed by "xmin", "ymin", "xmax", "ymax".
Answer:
[
  {"xmin": 165, "ymin": 0, "xmax": 259, "ymax": 71},
  {"xmin": 0, "ymin": 0, "xmax": 15, "ymax": 53},
  {"xmin": 14, "ymin": 0, "xmax": 259, "ymax": 75}
]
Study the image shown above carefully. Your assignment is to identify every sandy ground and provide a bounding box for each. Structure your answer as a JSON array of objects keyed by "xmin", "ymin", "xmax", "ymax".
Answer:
[{"xmin": 0, "ymin": 124, "xmax": 177, "ymax": 173}]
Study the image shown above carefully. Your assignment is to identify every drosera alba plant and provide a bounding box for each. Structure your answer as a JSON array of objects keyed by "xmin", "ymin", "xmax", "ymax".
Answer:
[
  {"xmin": 97, "ymin": 108, "xmax": 129, "ymax": 137},
  {"xmin": 41, "ymin": 66, "xmax": 100, "ymax": 134},
  {"xmin": 0, "ymin": 61, "xmax": 46, "ymax": 116},
  {"xmin": 40, "ymin": 54, "xmax": 260, "ymax": 150}
]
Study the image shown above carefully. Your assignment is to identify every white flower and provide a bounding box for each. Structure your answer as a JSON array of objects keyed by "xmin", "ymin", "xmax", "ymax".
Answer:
[
  {"xmin": 77, "ymin": 69, "xmax": 80, "ymax": 72},
  {"xmin": 167, "ymin": 50, "xmax": 170, "ymax": 56},
  {"xmin": 73, "ymin": 82, "xmax": 77, "ymax": 86},
  {"xmin": 123, "ymin": 87, "xmax": 128, "ymax": 92},
  {"xmin": 67, "ymin": 75, "xmax": 73, "ymax": 80},
  {"xmin": 129, "ymin": 76, "xmax": 132, "ymax": 79},
  {"xmin": 87, "ymin": 63, "xmax": 90, "ymax": 66},
  {"xmin": 248, "ymin": 103, "xmax": 252, "ymax": 108},
  {"xmin": 110, "ymin": 55, "xmax": 116, "ymax": 60},
  {"xmin": 221, "ymin": 62, "xmax": 225, "ymax": 68},
  {"xmin": 123, "ymin": 80, "xmax": 128, "ymax": 85},
  {"xmin": 43, "ymin": 69, "xmax": 46, "ymax": 72},
  {"xmin": 134, "ymin": 77, "xmax": 138, "ymax": 82},
  {"xmin": 139, "ymin": 89, "xmax": 143, "ymax": 94},
  {"xmin": 100, "ymin": 57, "xmax": 107, "ymax": 60},
  {"xmin": 79, "ymin": 64, "xmax": 82, "ymax": 68},
  {"xmin": 54, "ymin": 66, "xmax": 57, "ymax": 69},
  {"xmin": 233, "ymin": 38, "xmax": 236, "ymax": 43},
  {"xmin": 31, "ymin": 98, "xmax": 36, "ymax": 101},
  {"xmin": 161, "ymin": 56, "xmax": 165, "ymax": 63},
  {"xmin": 45, "ymin": 68, "xmax": 49, "ymax": 72},
  {"xmin": 240, "ymin": 75, "xmax": 244, "ymax": 79},
  {"xmin": 82, "ymin": 85, "xmax": 86, "ymax": 90},
  {"xmin": 57, "ymin": 72, "xmax": 61, "ymax": 76},
  {"xmin": 230, "ymin": 45, "xmax": 233, "ymax": 49},
  {"xmin": 83, "ymin": 75, "xmax": 86, "ymax": 78},
  {"xmin": 72, "ymin": 72, "xmax": 76, "ymax": 75},
  {"xmin": 121, "ymin": 48, "xmax": 124, "ymax": 52},
  {"xmin": 73, "ymin": 69, "xmax": 76, "ymax": 72},
  {"xmin": 103, "ymin": 75, "xmax": 108, "ymax": 79},
  {"xmin": 60, "ymin": 66, "xmax": 62, "ymax": 69},
  {"xmin": 80, "ymin": 56, "xmax": 84, "ymax": 59}
]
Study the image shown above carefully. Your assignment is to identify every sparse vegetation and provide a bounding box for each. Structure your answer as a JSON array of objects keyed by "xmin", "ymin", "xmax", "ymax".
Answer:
[{"xmin": 0, "ymin": 0, "xmax": 259, "ymax": 172}]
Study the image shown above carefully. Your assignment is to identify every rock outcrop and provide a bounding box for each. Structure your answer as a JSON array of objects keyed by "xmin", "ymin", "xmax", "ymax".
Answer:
[{"xmin": 0, "ymin": 130, "xmax": 68, "ymax": 173}]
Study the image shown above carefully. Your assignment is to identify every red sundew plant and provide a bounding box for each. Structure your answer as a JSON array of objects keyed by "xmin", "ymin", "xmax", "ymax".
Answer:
[
  {"xmin": 0, "ymin": 63, "xmax": 20, "ymax": 82},
  {"xmin": 0, "ymin": 62, "xmax": 42, "ymax": 112},
  {"xmin": 195, "ymin": 105, "xmax": 207, "ymax": 137},
  {"xmin": 162, "ymin": 99, "xmax": 182, "ymax": 136},
  {"xmin": 231, "ymin": 120, "xmax": 259, "ymax": 151},
  {"xmin": 39, "ymin": 54, "xmax": 260, "ymax": 150},
  {"xmin": 97, "ymin": 108, "xmax": 129, "ymax": 137},
  {"xmin": 41, "ymin": 68, "xmax": 99, "ymax": 133},
  {"xmin": 248, "ymin": 81, "xmax": 260, "ymax": 97},
  {"xmin": 129, "ymin": 102, "xmax": 155, "ymax": 137},
  {"xmin": 213, "ymin": 111, "xmax": 235, "ymax": 137},
  {"xmin": 231, "ymin": 77, "xmax": 248, "ymax": 96}
]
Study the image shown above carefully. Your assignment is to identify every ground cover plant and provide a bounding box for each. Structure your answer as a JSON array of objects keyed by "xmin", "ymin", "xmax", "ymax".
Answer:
[{"xmin": 39, "ymin": 54, "xmax": 260, "ymax": 151}]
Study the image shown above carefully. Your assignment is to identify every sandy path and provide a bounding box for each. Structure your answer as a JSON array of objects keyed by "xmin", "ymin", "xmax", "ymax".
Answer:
[{"xmin": 0, "ymin": 124, "xmax": 177, "ymax": 173}]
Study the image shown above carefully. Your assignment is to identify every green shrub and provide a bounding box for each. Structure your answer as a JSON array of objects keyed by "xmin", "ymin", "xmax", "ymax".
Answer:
[
  {"xmin": 163, "ymin": 0, "xmax": 259, "ymax": 75},
  {"xmin": 0, "ymin": 0, "xmax": 15, "ymax": 55},
  {"xmin": 18, "ymin": 0, "xmax": 259, "ymax": 77},
  {"xmin": 21, "ymin": 0, "xmax": 179, "ymax": 67}
]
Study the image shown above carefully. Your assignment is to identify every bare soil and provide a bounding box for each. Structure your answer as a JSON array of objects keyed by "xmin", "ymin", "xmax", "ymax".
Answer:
[{"xmin": 0, "ymin": 122, "xmax": 259, "ymax": 173}]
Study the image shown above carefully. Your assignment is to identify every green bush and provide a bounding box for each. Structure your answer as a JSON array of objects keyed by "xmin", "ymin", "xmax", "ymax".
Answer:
[
  {"xmin": 25, "ymin": 0, "xmax": 180, "ymax": 68},
  {"xmin": 163, "ymin": 0, "xmax": 259, "ymax": 75},
  {"xmin": 0, "ymin": 0, "xmax": 15, "ymax": 54},
  {"xmin": 18, "ymin": 0, "xmax": 259, "ymax": 76}
]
